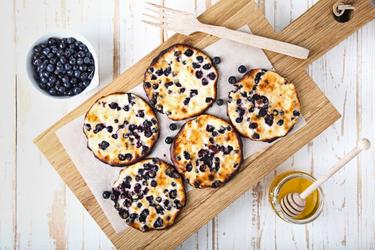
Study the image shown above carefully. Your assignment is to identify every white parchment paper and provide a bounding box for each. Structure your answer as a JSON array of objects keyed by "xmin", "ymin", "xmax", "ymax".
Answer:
[{"xmin": 56, "ymin": 27, "xmax": 306, "ymax": 233}]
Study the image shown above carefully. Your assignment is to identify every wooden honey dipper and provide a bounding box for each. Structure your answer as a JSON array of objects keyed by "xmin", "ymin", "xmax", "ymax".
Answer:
[{"xmin": 281, "ymin": 138, "xmax": 371, "ymax": 218}]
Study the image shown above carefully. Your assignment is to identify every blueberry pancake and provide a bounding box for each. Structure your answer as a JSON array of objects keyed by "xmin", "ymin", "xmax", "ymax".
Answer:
[
  {"xmin": 143, "ymin": 44, "xmax": 218, "ymax": 121},
  {"xmin": 110, "ymin": 158, "xmax": 186, "ymax": 231},
  {"xmin": 171, "ymin": 114, "xmax": 242, "ymax": 188},
  {"xmin": 227, "ymin": 69, "xmax": 300, "ymax": 142},
  {"xmin": 83, "ymin": 93, "xmax": 159, "ymax": 166}
]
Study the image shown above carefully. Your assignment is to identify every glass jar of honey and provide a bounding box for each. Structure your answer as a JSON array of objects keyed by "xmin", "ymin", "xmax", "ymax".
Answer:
[{"xmin": 268, "ymin": 171, "xmax": 324, "ymax": 224}]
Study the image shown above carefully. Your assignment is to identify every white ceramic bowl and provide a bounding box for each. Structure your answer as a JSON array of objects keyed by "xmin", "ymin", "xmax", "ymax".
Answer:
[{"xmin": 26, "ymin": 31, "xmax": 99, "ymax": 99}]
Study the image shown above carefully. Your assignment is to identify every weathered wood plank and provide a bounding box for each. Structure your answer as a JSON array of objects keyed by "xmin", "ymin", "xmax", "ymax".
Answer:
[
  {"xmin": 0, "ymin": 0, "xmax": 17, "ymax": 249},
  {"xmin": 356, "ymin": 19, "xmax": 375, "ymax": 250},
  {"xmin": 14, "ymin": 0, "xmax": 114, "ymax": 249}
]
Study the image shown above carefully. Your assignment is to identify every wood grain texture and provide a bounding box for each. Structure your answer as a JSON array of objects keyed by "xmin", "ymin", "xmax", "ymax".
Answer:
[
  {"xmin": 1, "ymin": 0, "xmax": 375, "ymax": 249},
  {"xmin": 0, "ymin": 0, "xmax": 17, "ymax": 248}
]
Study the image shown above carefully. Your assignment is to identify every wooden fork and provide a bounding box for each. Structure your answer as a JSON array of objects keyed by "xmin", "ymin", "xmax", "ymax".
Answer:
[{"xmin": 142, "ymin": 2, "xmax": 310, "ymax": 59}]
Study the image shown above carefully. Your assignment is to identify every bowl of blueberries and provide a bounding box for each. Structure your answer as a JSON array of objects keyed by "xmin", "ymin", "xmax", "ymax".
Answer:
[{"xmin": 26, "ymin": 31, "xmax": 99, "ymax": 98}]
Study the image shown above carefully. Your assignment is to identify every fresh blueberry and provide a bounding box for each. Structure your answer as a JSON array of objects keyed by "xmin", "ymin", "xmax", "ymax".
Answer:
[
  {"xmin": 33, "ymin": 59, "xmax": 42, "ymax": 66},
  {"xmin": 216, "ymin": 99, "xmax": 224, "ymax": 106},
  {"xmin": 69, "ymin": 57, "xmax": 76, "ymax": 65},
  {"xmin": 169, "ymin": 123, "xmax": 178, "ymax": 131},
  {"xmin": 77, "ymin": 58, "xmax": 84, "ymax": 65},
  {"xmin": 46, "ymin": 64, "xmax": 55, "ymax": 72},
  {"xmin": 64, "ymin": 64, "xmax": 72, "ymax": 70},
  {"xmin": 83, "ymin": 57, "xmax": 91, "ymax": 64},
  {"xmin": 39, "ymin": 82, "xmax": 47, "ymax": 89},
  {"xmin": 165, "ymin": 137, "xmax": 173, "ymax": 144},
  {"xmin": 42, "ymin": 47, "xmax": 50, "ymax": 55},
  {"xmin": 58, "ymin": 86, "xmax": 66, "ymax": 94},
  {"xmin": 228, "ymin": 76, "xmax": 237, "ymax": 84},
  {"xmin": 40, "ymin": 77, "xmax": 48, "ymax": 84},
  {"xmin": 55, "ymin": 65, "xmax": 64, "ymax": 73},
  {"xmin": 87, "ymin": 65, "xmax": 94, "ymax": 72},
  {"xmin": 70, "ymin": 77, "xmax": 78, "ymax": 85},
  {"xmin": 66, "ymin": 37, "xmax": 76, "ymax": 44},
  {"xmin": 79, "ymin": 65, "xmax": 88, "ymax": 71},
  {"xmin": 61, "ymin": 76, "xmax": 69, "ymax": 84},
  {"xmin": 102, "ymin": 191, "xmax": 111, "ymax": 199},
  {"xmin": 83, "ymin": 80, "xmax": 91, "ymax": 87},
  {"xmin": 293, "ymin": 110, "xmax": 300, "ymax": 116},
  {"xmin": 79, "ymin": 44, "xmax": 87, "ymax": 51},
  {"xmin": 33, "ymin": 45, "xmax": 42, "ymax": 53},
  {"xmin": 238, "ymin": 65, "xmax": 247, "ymax": 73},
  {"xmin": 47, "ymin": 37, "xmax": 57, "ymax": 45},
  {"xmin": 213, "ymin": 56, "xmax": 221, "ymax": 65},
  {"xmin": 48, "ymin": 76, "xmax": 56, "ymax": 84},
  {"xmin": 63, "ymin": 81, "xmax": 72, "ymax": 89},
  {"xmin": 48, "ymin": 88, "xmax": 57, "ymax": 96},
  {"xmin": 77, "ymin": 51, "xmax": 85, "ymax": 58},
  {"xmin": 73, "ymin": 87, "xmax": 82, "ymax": 95},
  {"xmin": 80, "ymin": 72, "xmax": 88, "ymax": 80},
  {"xmin": 74, "ymin": 70, "xmax": 81, "ymax": 78},
  {"xmin": 56, "ymin": 50, "xmax": 63, "ymax": 57}
]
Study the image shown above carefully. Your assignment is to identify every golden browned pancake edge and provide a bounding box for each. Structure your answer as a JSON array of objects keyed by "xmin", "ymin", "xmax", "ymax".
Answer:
[
  {"xmin": 171, "ymin": 114, "xmax": 243, "ymax": 188},
  {"xmin": 111, "ymin": 158, "xmax": 186, "ymax": 231},
  {"xmin": 143, "ymin": 44, "xmax": 218, "ymax": 121},
  {"xmin": 83, "ymin": 92, "xmax": 159, "ymax": 166},
  {"xmin": 227, "ymin": 69, "xmax": 301, "ymax": 142}
]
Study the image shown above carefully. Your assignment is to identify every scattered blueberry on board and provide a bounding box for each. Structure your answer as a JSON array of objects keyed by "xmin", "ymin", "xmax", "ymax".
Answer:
[
  {"xmin": 212, "ymin": 56, "xmax": 221, "ymax": 65},
  {"xmin": 165, "ymin": 136, "xmax": 173, "ymax": 144},
  {"xmin": 169, "ymin": 123, "xmax": 178, "ymax": 131},
  {"xmin": 216, "ymin": 98, "xmax": 224, "ymax": 106},
  {"xmin": 31, "ymin": 37, "xmax": 95, "ymax": 97},
  {"xmin": 228, "ymin": 76, "xmax": 237, "ymax": 84},
  {"xmin": 102, "ymin": 190, "xmax": 111, "ymax": 199},
  {"xmin": 238, "ymin": 65, "xmax": 247, "ymax": 74}
]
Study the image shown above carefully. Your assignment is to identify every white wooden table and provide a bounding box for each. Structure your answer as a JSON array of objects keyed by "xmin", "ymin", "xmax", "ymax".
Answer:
[{"xmin": 1, "ymin": 0, "xmax": 374, "ymax": 249}]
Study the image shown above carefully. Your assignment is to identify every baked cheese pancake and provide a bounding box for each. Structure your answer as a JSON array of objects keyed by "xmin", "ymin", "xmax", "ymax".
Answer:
[
  {"xmin": 83, "ymin": 93, "xmax": 159, "ymax": 166},
  {"xmin": 227, "ymin": 69, "xmax": 301, "ymax": 142},
  {"xmin": 171, "ymin": 114, "xmax": 242, "ymax": 188},
  {"xmin": 110, "ymin": 158, "xmax": 186, "ymax": 231},
  {"xmin": 144, "ymin": 44, "xmax": 218, "ymax": 121}
]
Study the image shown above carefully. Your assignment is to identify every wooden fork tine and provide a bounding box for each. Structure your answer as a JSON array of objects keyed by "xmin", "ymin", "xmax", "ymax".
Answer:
[
  {"xmin": 141, "ymin": 20, "xmax": 164, "ymax": 29},
  {"xmin": 145, "ymin": 7, "xmax": 161, "ymax": 16},
  {"xmin": 145, "ymin": 2, "xmax": 190, "ymax": 16},
  {"xmin": 142, "ymin": 13, "xmax": 161, "ymax": 22},
  {"xmin": 143, "ymin": 12, "xmax": 175, "ymax": 26},
  {"xmin": 163, "ymin": 6, "xmax": 191, "ymax": 15},
  {"xmin": 143, "ymin": 20, "xmax": 176, "ymax": 32}
]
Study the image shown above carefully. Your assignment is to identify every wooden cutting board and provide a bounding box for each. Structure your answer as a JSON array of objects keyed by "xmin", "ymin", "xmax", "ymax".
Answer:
[{"xmin": 34, "ymin": 0, "xmax": 375, "ymax": 248}]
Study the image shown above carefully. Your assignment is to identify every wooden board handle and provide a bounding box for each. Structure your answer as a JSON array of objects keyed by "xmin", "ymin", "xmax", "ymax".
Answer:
[{"xmin": 278, "ymin": 0, "xmax": 375, "ymax": 69}]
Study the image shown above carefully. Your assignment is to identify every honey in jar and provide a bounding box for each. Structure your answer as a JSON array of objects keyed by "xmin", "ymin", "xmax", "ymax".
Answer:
[{"xmin": 268, "ymin": 171, "xmax": 324, "ymax": 224}]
